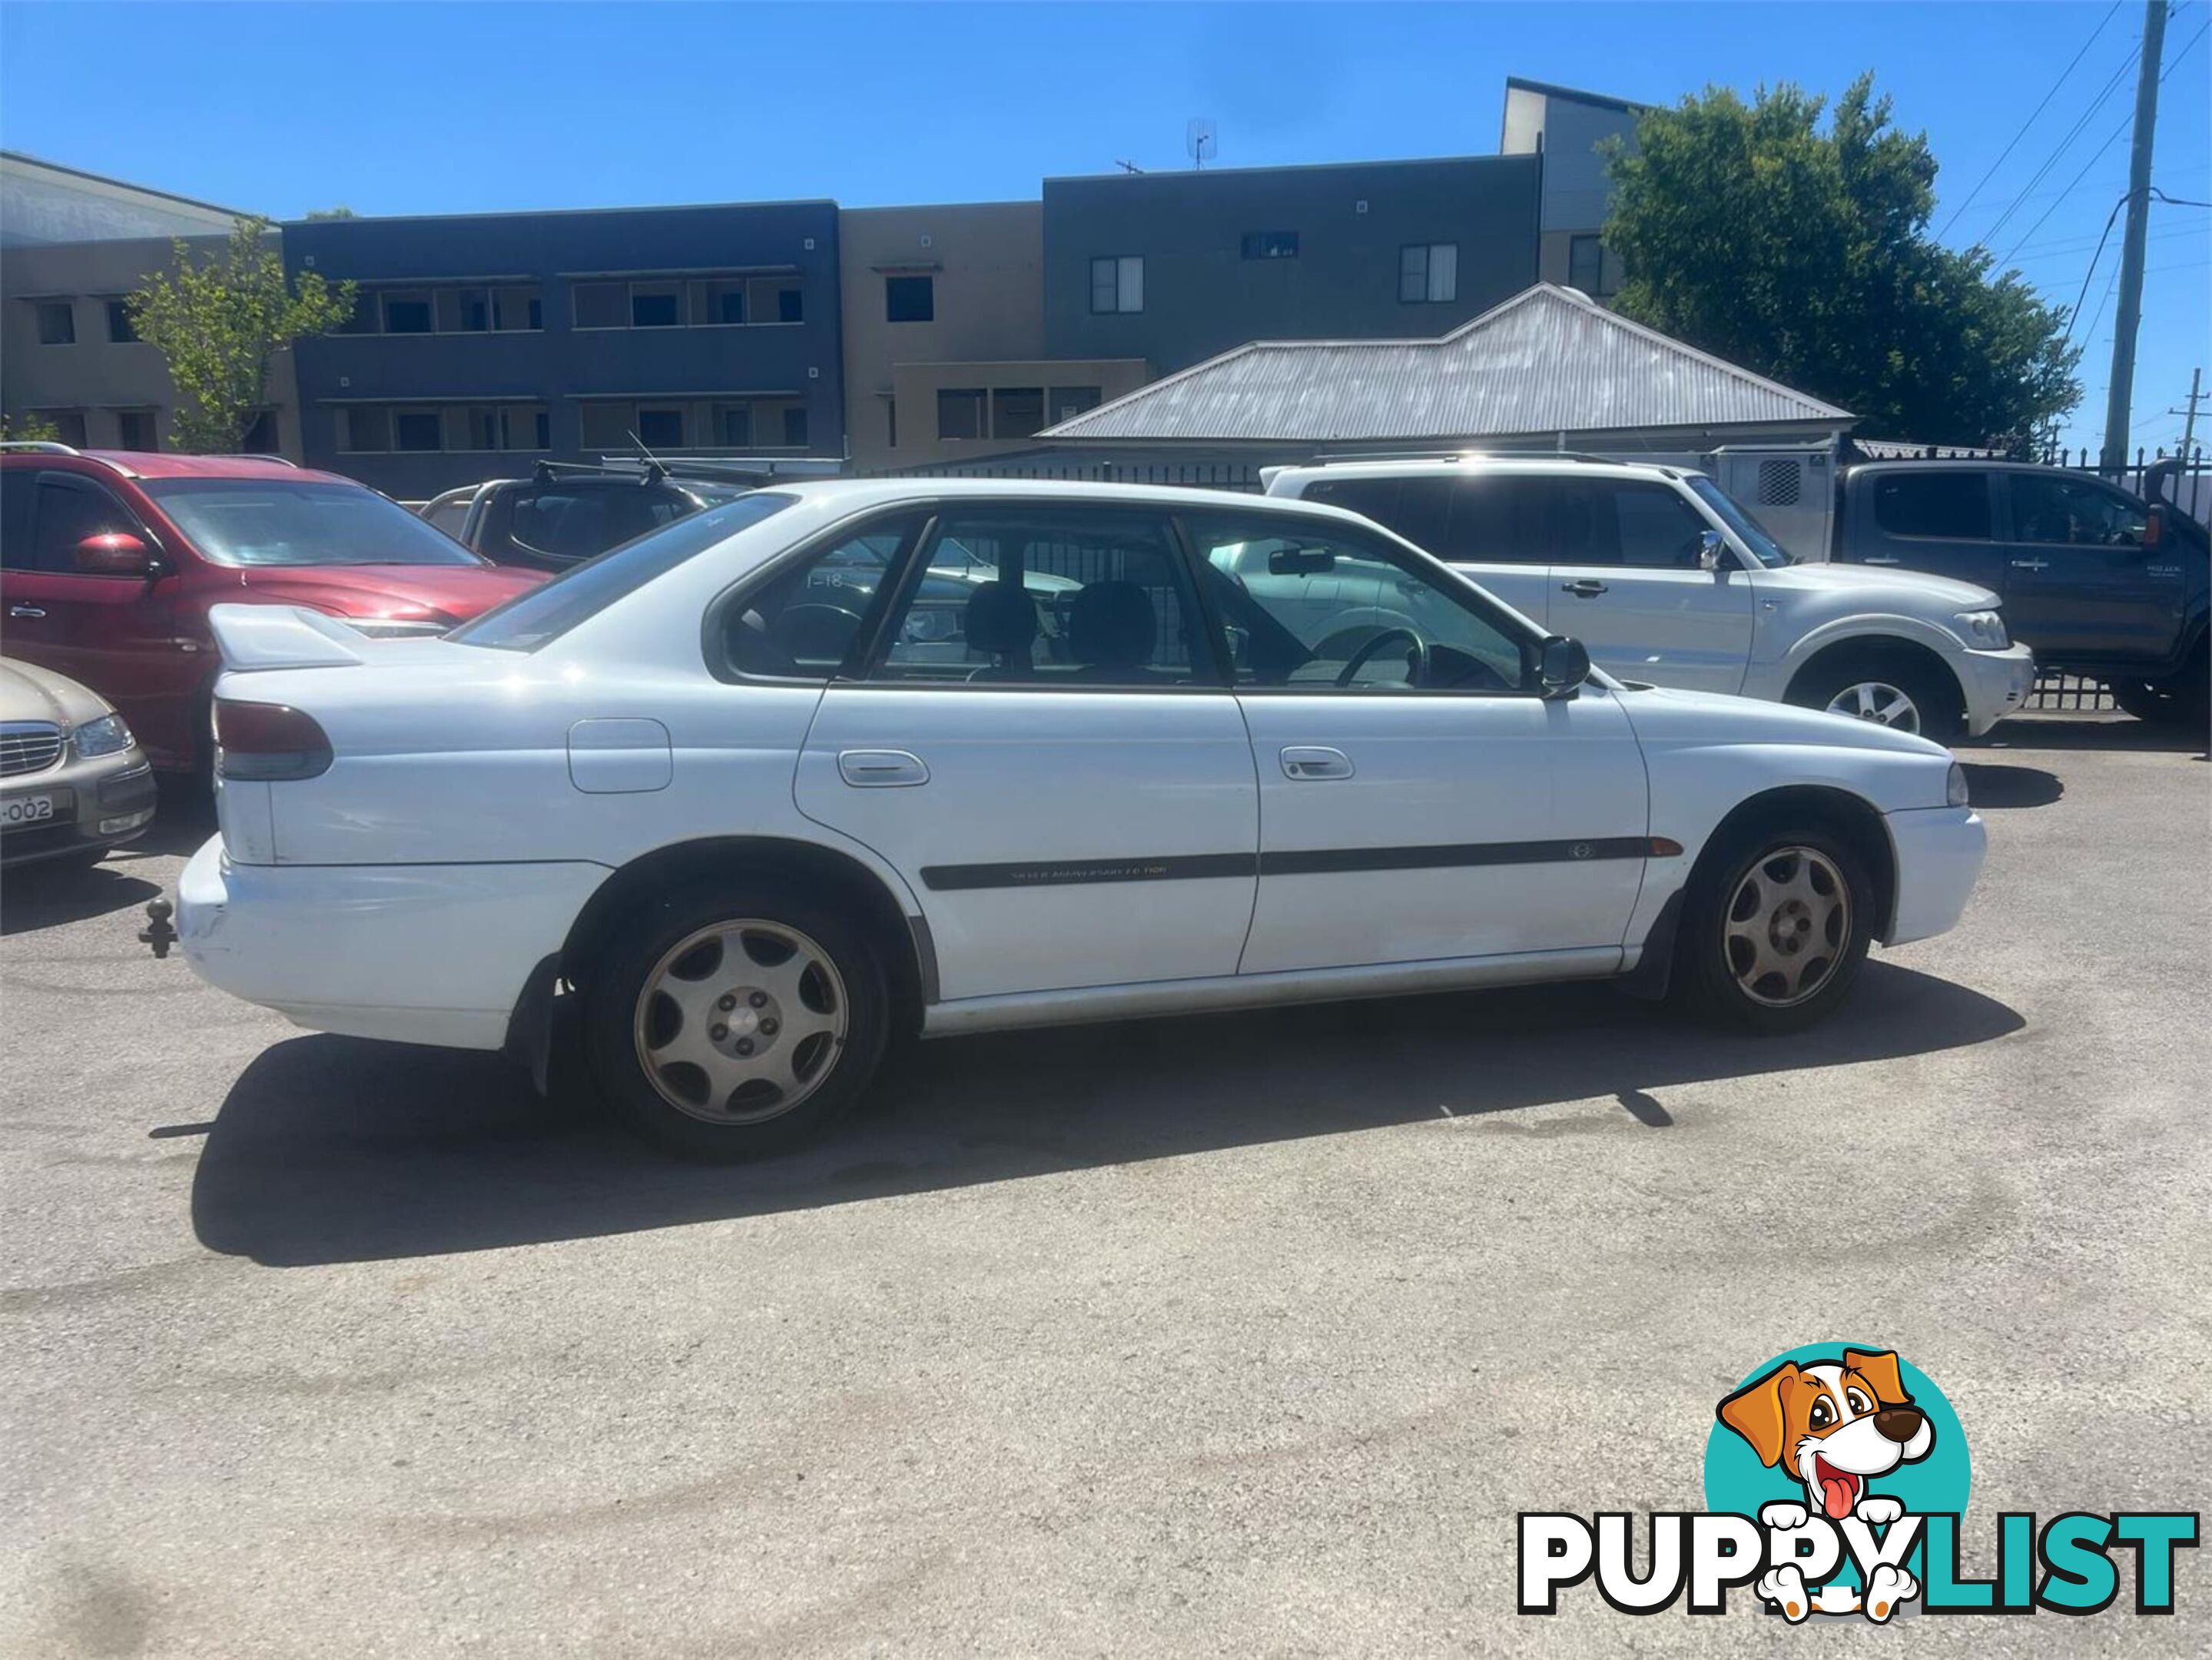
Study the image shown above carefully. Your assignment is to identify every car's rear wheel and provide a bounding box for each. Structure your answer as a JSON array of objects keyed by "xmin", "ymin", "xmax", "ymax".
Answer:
[
  {"xmin": 1676, "ymin": 826, "xmax": 1873, "ymax": 1034},
  {"xmin": 583, "ymin": 878, "xmax": 889, "ymax": 1159},
  {"xmin": 1788, "ymin": 652, "xmax": 1961, "ymax": 740},
  {"xmin": 2108, "ymin": 641, "xmax": 2209, "ymax": 728}
]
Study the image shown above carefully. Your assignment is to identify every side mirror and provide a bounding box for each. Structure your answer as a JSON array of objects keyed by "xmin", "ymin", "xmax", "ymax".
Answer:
[
  {"xmin": 73, "ymin": 531, "xmax": 158, "ymax": 577},
  {"xmin": 1697, "ymin": 530, "xmax": 1729, "ymax": 573},
  {"xmin": 1537, "ymin": 634, "xmax": 1591, "ymax": 699}
]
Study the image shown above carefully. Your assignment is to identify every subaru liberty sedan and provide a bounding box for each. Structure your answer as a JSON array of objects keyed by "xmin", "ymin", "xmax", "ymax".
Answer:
[{"xmin": 169, "ymin": 480, "xmax": 1987, "ymax": 1159}]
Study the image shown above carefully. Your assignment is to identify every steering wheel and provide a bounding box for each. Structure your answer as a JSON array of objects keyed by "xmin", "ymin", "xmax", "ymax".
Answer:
[{"xmin": 1335, "ymin": 626, "xmax": 1428, "ymax": 688}]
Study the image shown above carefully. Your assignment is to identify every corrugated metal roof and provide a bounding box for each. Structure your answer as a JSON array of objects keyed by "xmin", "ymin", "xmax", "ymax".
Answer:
[{"xmin": 1039, "ymin": 284, "xmax": 1852, "ymax": 444}]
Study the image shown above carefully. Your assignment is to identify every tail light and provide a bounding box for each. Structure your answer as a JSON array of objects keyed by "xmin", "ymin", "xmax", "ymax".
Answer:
[{"xmin": 214, "ymin": 699, "xmax": 333, "ymax": 781}]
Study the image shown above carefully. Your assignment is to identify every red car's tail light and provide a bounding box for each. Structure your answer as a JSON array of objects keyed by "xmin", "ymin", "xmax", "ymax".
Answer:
[{"xmin": 214, "ymin": 700, "xmax": 333, "ymax": 781}]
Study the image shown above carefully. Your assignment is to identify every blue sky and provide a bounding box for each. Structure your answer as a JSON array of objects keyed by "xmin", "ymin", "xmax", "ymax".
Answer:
[{"xmin": 3, "ymin": 1, "xmax": 2205, "ymax": 452}]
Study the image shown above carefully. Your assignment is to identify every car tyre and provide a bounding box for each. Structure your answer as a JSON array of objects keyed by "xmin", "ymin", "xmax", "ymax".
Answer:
[
  {"xmin": 1676, "ymin": 824, "xmax": 1874, "ymax": 1034},
  {"xmin": 583, "ymin": 878, "xmax": 890, "ymax": 1160},
  {"xmin": 2108, "ymin": 641, "xmax": 2209, "ymax": 728},
  {"xmin": 1787, "ymin": 653, "xmax": 1962, "ymax": 740}
]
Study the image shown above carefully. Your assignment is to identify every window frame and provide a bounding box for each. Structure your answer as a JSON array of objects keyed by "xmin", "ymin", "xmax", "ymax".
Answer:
[
  {"xmin": 848, "ymin": 500, "xmax": 1232, "ymax": 694},
  {"xmin": 1398, "ymin": 242, "xmax": 1459, "ymax": 304},
  {"xmin": 33, "ymin": 300, "xmax": 76, "ymax": 345},
  {"xmin": 1241, "ymin": 231, "xmax": 1299, "ymax": 261},
  {"xmin": 24, "ymin": 468, "xmax": 161, "ymax": 576},
  {"xmin": 1868, "ymin": 470, "xmax": 1998, "ymax": 543},
  {"xmin": 1089, "ymin": 254, "xmax": 1144, "ymax": 314},
  {"xmin": 701, "ymin": 506, "xmax": 937, "ymax": 687},
  {"xmin": 1175, "ymin": 507, "xmax": 1547, "ymax": 699}
]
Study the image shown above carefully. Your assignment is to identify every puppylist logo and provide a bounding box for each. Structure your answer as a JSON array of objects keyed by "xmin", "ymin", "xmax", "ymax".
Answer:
[{"xmin": 1520, "ymin": 1344, "xmax": 2197, "ymax": 1622}]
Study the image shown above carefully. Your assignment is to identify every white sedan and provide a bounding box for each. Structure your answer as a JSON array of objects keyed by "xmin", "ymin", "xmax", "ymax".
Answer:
[{"xmin": 171, "ymin": 480, "xmax": 1987, "ymax": 1159}]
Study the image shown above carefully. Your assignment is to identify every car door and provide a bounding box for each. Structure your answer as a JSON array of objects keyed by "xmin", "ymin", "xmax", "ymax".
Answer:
[
  {"xmin": 1181, "ymin": 508, "xmax": 1649, "ymax": 977},
  {"xmin": 1998, "ymin": 470, "xmax": 2183, "ymax": 665},
  {"xmin": 0, "ymin": 468, "xmax": 181, "ymax": 742},
  {"xmin": 793, "ymin": 501, "xmax": 1259, "ymax": 1003},
  {"xmin": 1850, "ymin": 469, "xmax": 2008, "ymax": 593},
  {"xmin": 1544, "ymin": 476, "xmax": 1755, "ymax": 693}
]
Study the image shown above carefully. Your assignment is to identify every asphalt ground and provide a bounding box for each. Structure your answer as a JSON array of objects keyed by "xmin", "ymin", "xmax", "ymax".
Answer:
[{"xmin": 2, "ymin": 713, "xmax": 2206, "ymax": 1656}]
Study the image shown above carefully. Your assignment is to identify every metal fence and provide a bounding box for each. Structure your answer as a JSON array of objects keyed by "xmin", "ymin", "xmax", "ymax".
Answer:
[{"xmin": 2022, "ymin": 672, "xmax": 2117, "ymax": 714}]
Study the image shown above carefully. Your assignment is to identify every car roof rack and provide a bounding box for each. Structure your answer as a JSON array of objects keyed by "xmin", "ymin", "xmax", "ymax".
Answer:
[
  {"xmin": 1305, "ymin": 448, "xmax": 1628, "ymax": 467},
  {"xmin": 532, "ymin": 457, "xmax": 672, "ymax": 486},
  {"xmin": 203, "ymin": 453, "xmax": 301, "ymax": 466}
]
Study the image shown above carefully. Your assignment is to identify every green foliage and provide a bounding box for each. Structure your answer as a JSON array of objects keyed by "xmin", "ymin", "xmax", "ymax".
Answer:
[
  {"xmin": 0, "ymin": 410, "xmax": 62, "ymax": 443},
  {"xmin": 125, "ymin": 217, "xmax": 357, "ymax": 453},
  {"xmin": 302, "ymin": 206, "xmax": 358, "ymax": 220},
  {"xmin": 1603, "ymin": 75, "xmax": 2081, "ymax": 449}
]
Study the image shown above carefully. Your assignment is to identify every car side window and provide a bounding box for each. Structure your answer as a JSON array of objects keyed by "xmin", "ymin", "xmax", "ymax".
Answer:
[
  {"xmin": 1553, "ymin": 479, "xmax": 1709, "ymax": 569},
  {"xmin": 29, "ymin": 472, "xmax": 141, "ymax": 574},
  {"xmin": 723, "ymin": 513, "xmax": 928, "ymax": 680},
  {"xmin": 509, "ymin": 488, "xmax": 609, "ymax": 561},
  {"xmin": 1871, "ymin": 472, "xmax": 1993, "ymax": 540},
  {"xmin": 1447, "ymin": 476, "xmax": 1548, "ymax": 564},
  {"xmin": 871, "ymin": 507, "xmax": 1212, "ymax": 689},
  {"xmin": 1184, "ymin": 512, "xmax": 1534, "ymax": 693},
  {"xmin": 0, "ymin": 470, "xmax": 35, "ymax": 569},
  {"xmin": 2010, "ymin": 473, "xmax": 2146, "ymax": 547}
]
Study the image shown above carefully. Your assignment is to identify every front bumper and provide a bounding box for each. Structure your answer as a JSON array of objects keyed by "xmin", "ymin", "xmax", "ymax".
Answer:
[
  {"xmin": 1884, "ymin": 805, "xmax": 1987, "ymax": 945},
  {"xmin": 174, "ymin": 836, "xmax": 606, "ymax": 1050},
  {"xmin": 0, "ymin": 753, "xmax": 157, "ymax": 868},
  {"xmin": 1955, "ymin": 643, "xmax": 2036, "ymax": 736}
]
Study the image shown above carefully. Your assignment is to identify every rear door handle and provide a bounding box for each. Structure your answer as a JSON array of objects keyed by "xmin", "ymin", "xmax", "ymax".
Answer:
[
  {"xmin": 1560, "ymin": 579, "xmax": 1609, "ymax": 598},
  {"xmin": 7, "ymin": 604, "xmax": 46, "ymax": 619},
  {"xmin": 837, "ymin": 749, "xmax": 929, "ymax": 787},
  {"xmin": 2011, "ymin": 558, "xmax": 2049, "ymax": 572},
  {"xmin": 1860, "ymin": 556, "xmax": 1901, "ymax": 566},
  {"xmin": 1280, "ymin": 745, "xmax": 1354, "ymax": 781}
]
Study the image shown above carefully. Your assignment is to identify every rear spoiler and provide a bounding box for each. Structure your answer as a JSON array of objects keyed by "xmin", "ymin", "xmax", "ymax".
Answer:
[{"xmin": 207, "ymin": 604, "xmax": 367, "ymax": 672}]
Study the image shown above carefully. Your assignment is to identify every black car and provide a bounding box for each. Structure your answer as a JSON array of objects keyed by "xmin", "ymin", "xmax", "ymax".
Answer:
[{"xmin": 421, "ymin": 463, "xmax": 761, "ymax": 572}]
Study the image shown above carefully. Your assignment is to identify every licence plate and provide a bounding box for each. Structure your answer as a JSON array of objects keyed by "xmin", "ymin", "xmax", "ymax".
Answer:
[{"xmin": 2, "ymin": 795, "xmax": 57, "ymax": 825}]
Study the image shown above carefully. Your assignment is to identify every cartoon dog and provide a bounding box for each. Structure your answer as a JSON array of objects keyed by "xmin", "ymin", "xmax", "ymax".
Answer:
[{"xmin": 1717, "ymin": 1348, "xmax": 1934, "ymax": 1622}]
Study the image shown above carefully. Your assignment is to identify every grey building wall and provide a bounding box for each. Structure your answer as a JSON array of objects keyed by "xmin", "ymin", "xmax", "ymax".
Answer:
[
  {"xmin": 1, "ymin": 234, "xmax": 302, "ymax": 456},
  {"xmin": 1500, "ymin": 79, "xmax": 1643, "ymax": 295},
  {"xmin": 285, "ymin": 201, "xmax": 844, "ymax": 497},
  {"xmin": 1042, "ymin": 154, "xmax": 1540, "ymax": 374}
]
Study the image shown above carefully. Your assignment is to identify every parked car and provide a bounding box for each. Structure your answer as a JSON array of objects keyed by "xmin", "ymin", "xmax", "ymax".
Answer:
[
  {"xmin": 167, "ymin": 480, "xmax": 1986, "ymax": 1160},
  {"xmin": 1, "ymin": 656, "xmax": 156, "ymax": 869},
  {"xmin": 423, "ymin": 463, "xmax": 762, "ymax": 571},
  {"xmin": 1264, "ymin": 456, "xmax": 2035, "ymax": 740},
  {"xmin": 0, "ymin": 444, "xmax": 545, "ymax": 772},
  {"xmin": 1826, "ymin": 459, "xmax": 2208, "ymax": 724}
]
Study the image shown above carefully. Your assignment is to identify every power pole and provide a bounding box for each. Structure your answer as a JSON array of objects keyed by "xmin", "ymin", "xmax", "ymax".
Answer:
[
  {"xmin": 2171, "ymin": 365, "xmax": 2204, "ymax": 461},
  {"xmin": 2100, "ymin": 0, "xmax": 2169, "ymax": 473}
]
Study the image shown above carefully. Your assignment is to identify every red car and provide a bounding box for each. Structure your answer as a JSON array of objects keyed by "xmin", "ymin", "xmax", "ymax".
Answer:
[{"xmin": 0, "ymin": 448, "xmax": 544, "ymax": 772}]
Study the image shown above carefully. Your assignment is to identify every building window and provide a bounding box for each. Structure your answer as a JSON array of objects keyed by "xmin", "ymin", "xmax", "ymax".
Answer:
[
  {"xmin": 885, "ymin": 274, "xmax": 934, "ymax": 323},
  {"xmin": 1241, "ymin": 231, "xmax": 1298, "ymax": 260},
  {"xmin": 937, "ymin": 388, "xmax": 986, "ymax": 441},
  {"xmin": 715, "ymin": 403, "xmax": 753, "ymax": 447},
  {"xmin": 393, "ymin": 410, "xmax": 444, "ymax": 450},
  {"xmin": 115, "ymin": 410, "xmax": 158, "ymax": 450},
  {"xmin": 691, "ymin": 278, "xmax": 747, "ymax": 326},
  {"xmin": 1398, "ymin": 242, "xmax": 1458, "ymax": 304},
  {"xmin": 635, "ymin": 406, "xmax": 688, "ymax": 448},
  {"xmin": 33, "ymin": 409, "xmax": 88, "ymax": 446},
  {"xmin": 337, "ymin": 403, "xmax": 545, "ymax": 453},
  {"xmin": 340, "ymin": 407, "xmax": 389, "ymax": 453},
  {"xmin": 35, "ymin": 301, "xmax": 75, "ymax": 344},
  {"xmin": 775, "ymin": 284, "xmax": 804, "ymax": 324},
  {"xmin": 631, "ymin": 284, "xmax": 682, "ymax": 328},
  {"xmin": 991, "ymin": 387, "xmax": 1044, "ymax": 440},
  {"xmin": 886, "ymin": 399, "xmax": 897, "ymax": 450},
  {"xmin": 381, "ymin": 290, "xmax": 434, "ymax": 334},
  {"xmin": 494, "ymin": 287, "xmax": 542, "ymax": 330},
  {"xmin": 1090, "ymin": 255, "xmax": 1143, "ymax": 314},
  {"xmin": 782, "ymin": 406, "xmax": 808, "ymax": 448},
  {"xmin": 1049, "ymin": 385, "xmax": 1103, "ymax": 423},
  {"xmin": 572, "ymin": 282, "xmax": 628, "ymax": 330},
  {"xmin": 1568, "ymin": 235, "xmax": 1603, "ymax": 296},
  {"xmin": 106, "ymin": 300, "xmax": 139, "ymax": 344}
]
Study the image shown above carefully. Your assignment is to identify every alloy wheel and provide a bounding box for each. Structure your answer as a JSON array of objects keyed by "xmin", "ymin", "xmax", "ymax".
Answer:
[
  {"xmin": 1825, "ymin": 680, "xmax": 1921, "ymax": 733},
  {"xmin": 1723, "ymin": 846, "xmax": 1852, "ymax": 1009},
  {"xmin": 632, "ymin": 919, "xmax": 848, "ymax": 1124}
]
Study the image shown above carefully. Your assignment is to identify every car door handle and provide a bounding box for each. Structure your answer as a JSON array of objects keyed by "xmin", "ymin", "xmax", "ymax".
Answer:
[
  {"xmin": 1860, "ymin": 556, "xmax": 1902, "ymax": 566},
  {"xmin": 837, "ymin": 749, "xmax": 929, "ymax": 788},
  {"xmin": 2010, "ymin": 558, "xmax": 2049, "ymax": 572},
  {"xmin": 1280, "ymin": 746, "xmax": 1354, "ymax": 781},
  {"xmin": 1560, "ymin": 579, "xmax": 1609, "ymax": 598},
  {"xmin": 7, "ymin": 604, "xmax": 47, "ymax": 619}
]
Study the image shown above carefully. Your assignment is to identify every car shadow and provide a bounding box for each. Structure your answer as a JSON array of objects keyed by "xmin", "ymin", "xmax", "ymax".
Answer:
[
  {"xmin": 190, "ymin": 963, "xmax": 2024, "ymax": 1267},
  {"xmin": 0, "ymin": 783, "xmax": 211, "ymax": 936},
  {"xmin": 1956, "ymin": 762, "xmax": 2064, "ymax": 809},
  {"xmin": 1980, "ymin": 715, "xmax": 2205, "ymax": 755}
]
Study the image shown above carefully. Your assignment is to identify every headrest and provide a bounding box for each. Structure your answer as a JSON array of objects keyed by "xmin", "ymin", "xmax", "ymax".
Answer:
[
  {"xmin": 963, "ymin": 581, "xmax": 1038, "ymax": 659},
  {"xmin": 1069, "ymin": 581, "xmax": 1156, "ymax": 668}
]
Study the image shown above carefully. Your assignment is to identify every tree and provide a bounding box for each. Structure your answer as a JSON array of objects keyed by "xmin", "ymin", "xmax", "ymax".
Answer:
[
  {"xmin": 303, "ymin": 206, "xmax": 357, "ymax": 220},
  {"xmin": 126, "ymin": 217, "xmax": 357, "ymax": 453},
  {"xmin": 0, "ymin": 411, "xmax": 61, "ymax": 442},
  {"xmin": 1602, "ymin": 75, "xmax": 2081, "ymax": 449}
]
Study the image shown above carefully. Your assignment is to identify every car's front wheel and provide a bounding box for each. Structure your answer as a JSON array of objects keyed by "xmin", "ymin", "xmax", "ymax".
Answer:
[
  {"xmin": 583, "ymin": 879, "xmax": 890, "ymax": 1159},
  {"xmin": 1676, "ymin": 826, "xmax": 1874, "ymax": 1033},
  {"xmin": 1787, "ymin": 652, "xmax": 1962, "ymax": 740}
]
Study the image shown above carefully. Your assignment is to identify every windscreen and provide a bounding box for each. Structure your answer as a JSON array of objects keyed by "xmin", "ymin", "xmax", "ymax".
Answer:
[
  {"xmin": 1686, "ymin": 475, "xmax": 1793, "ymax": 567},
  {"xmin": 140, "ymin": 477, "xmax": 489, "ymax": 568}
]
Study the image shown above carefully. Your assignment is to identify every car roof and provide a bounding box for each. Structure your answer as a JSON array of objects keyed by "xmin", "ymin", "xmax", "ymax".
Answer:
[
  {"xmin": 1270, "ymin": 456, "xmax": 1688, "ymax": 484},
  {"xmin": 761, "ymin": 476, "xmax": 1387, "ymax": 521},
  {"xmin": 0, "ymin": 449, "xmax": 357, "ymax": 485}
]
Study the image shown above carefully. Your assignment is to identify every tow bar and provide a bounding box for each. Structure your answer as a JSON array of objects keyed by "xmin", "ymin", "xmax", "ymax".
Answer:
[{"xmin": 139, "ymin": 897, "xmax": 177, "ymax": 960}]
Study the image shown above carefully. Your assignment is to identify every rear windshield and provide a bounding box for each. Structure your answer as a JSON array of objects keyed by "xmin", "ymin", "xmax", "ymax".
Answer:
[
  {"xmin": 140, "ymin": 477, "xmax": 487, "ymax": 568},
  {"xmin": 449, "ymin": 492, "xmax": 797, "ymax": 652}
]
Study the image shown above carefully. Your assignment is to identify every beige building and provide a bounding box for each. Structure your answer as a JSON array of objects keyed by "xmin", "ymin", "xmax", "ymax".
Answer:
[
  {"xmin": 0, "ymin": 154, "xmax": 299, "ymax": 456},
  {"xmin": 1500, "ymin": 78, "xmax": 1645, "ymax": 300},
  {"xmin": 838, "ymin": 201, "xmax": 1146, "ymax": 470}
]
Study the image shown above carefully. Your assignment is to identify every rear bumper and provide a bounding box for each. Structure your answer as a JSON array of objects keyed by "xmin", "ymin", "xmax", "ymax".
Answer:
[
  {"xmin": 1956, "ymin": 644, "xmax": 2036, "ymax": 736},
  {"xmin": 174, "ymin": 836, "xmax": 606, "ymax": 1049},
  {"xmin": 1883, "ymin": 806, "xmax": 1987, "ymax": 945}
]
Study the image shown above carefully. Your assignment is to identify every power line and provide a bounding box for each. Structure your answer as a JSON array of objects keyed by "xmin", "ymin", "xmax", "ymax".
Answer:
[
  {"xmin": 1975, "ymin": 38, "xmax": 2144, "ymax": 250},
  {"xmin": 1938, "ymin": 1, "xmax": 2123, "ymax": 238}
]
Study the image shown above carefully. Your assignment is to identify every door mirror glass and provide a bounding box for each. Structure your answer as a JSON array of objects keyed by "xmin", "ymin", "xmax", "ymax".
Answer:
[
  {"xmin": 2142, "ymin": 506, "xmax": 2165, "ymax": 549},
  {"xmin": 1537, "ymin": 634, "xmax": 1590, "ymax": 698},
  {"xmin": 73, "ymin": 531, "xmax": 157, "ymax": 576},
  {"xmin": 1698, "ymin": 530, "xmax": 1728, "ymax": 572},
  {"xmin": 1268, "ymin": 546, "xmax": 1337, "ymax": 576}
]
